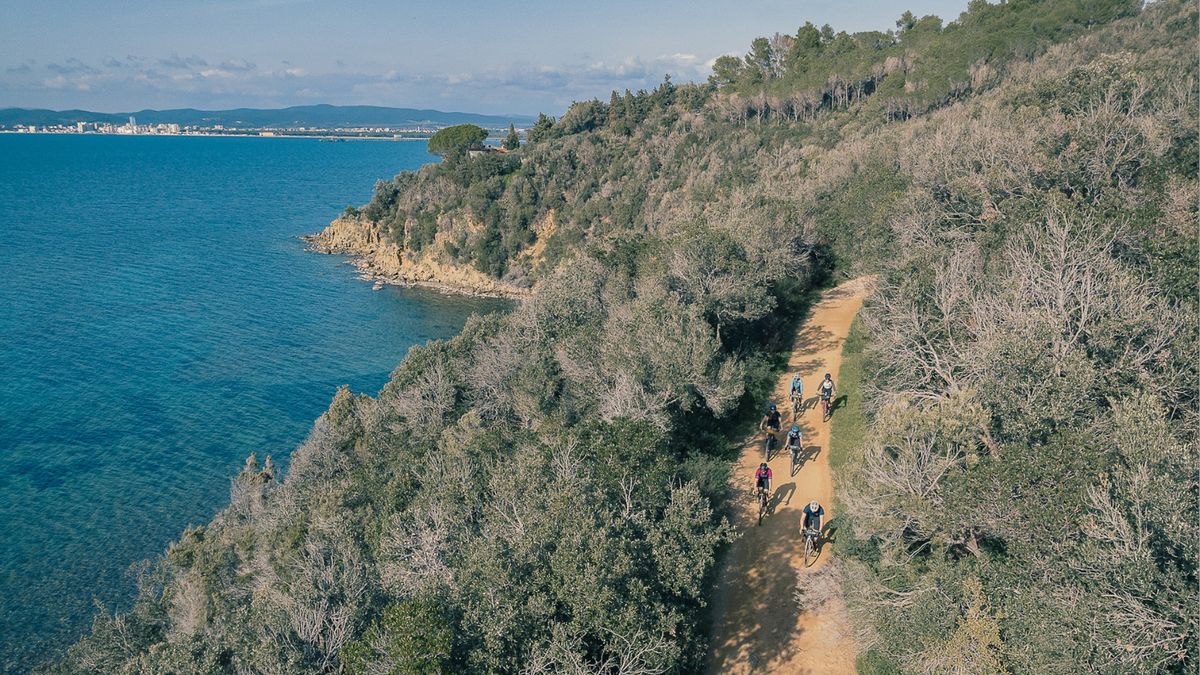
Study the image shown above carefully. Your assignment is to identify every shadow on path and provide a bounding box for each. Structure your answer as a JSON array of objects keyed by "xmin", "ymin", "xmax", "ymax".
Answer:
[{"xmin": 786, "ymin": 444, "xmax": 822, "ymax": 477}]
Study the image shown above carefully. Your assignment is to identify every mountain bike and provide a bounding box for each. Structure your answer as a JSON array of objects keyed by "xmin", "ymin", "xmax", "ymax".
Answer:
[
  {"xmin": 791, "ymin": 391, "xmax": 803, "ymax": 414},
  {"xmin": 757, "ymin": 487, "xmax": 769, "ymax": 525},
  {"xmin": 821, "ymin": 395, "xmax": 832, "ymax": 422},
  {"xmin": 802, "ymin": 528, "xmax": 820, "ymax": 566},
  {"xmin": 762, "ymin": 429, "xmax": 776, "ymax": 461},
  {"xmin": 788, "ymin": 440, "xmax": 803, "ymax": 476}
]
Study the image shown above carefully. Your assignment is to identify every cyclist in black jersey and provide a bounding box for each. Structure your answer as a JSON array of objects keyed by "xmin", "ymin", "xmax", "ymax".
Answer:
[{"xmin": 760, "ymin": 404, "xmax": 782, "ymax": 433}]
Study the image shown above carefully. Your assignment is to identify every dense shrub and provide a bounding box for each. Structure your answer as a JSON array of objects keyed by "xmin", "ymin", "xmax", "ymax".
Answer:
[{"xmin": 49, "ymin": 2, "xmax": 1196, "ymax": 673}]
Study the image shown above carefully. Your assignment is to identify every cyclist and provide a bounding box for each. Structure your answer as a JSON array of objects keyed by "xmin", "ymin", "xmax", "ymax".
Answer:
[
  {"xmin": 789, "ymin": 374, "xmax": 804, "ymax": 411},
  {"xmin": 785, "ymin": 424, "xmax": 803, "ymax": 455},
  {"xmin": 754, "ymin": 462, "xmax": 773, "ymax": 497},
  {"xmin": 802, "ymin": 500, "xmax": 824, "ymax": 536},
  {"xmin": 818, "ymin": 373, "xmax": 836, "ymax": 417},
  {"xmin": 760, "ymin": 403, "xmax": 782, "ymax": 456},
  {"xmin": 760, "ymin": 403, "xmax": 782, "ymax": 434}
]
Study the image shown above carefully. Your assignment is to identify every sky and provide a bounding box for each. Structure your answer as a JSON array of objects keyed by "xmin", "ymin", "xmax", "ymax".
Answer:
[{"xmin": 1, "ymin": 0, "xmax": 971, "ymax": 116}]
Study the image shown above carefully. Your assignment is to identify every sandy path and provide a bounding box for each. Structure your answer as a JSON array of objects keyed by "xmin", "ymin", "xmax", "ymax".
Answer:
[{"xmin": 705, "ymin": 277, "xmax": 872, "ymax": 674}]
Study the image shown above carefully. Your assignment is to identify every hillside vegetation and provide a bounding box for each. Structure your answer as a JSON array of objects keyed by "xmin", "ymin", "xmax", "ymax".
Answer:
[{"xmin": 50, "ymin": 0, "xmax": 1196, "ymax": 673}]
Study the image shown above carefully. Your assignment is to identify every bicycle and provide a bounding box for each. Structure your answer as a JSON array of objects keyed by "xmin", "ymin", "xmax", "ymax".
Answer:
[
  {"xmin": 762, "ymin": 429, "xmax": 777, "ymax": 461},
  {"xmin": 757, "ymin": 487, "xmax": 770, "ymax": 525},
  {"xmin": 821, "ymin": 395, "xmax": 832, "ymax": 422},
  {"xmin": 791, "ymin": 391, "xmax": 803, "ymax": 414},
  {"xmin": 788, "ymin": 440, "xmax": 803, "ymax": 476},
  {"xmin": 802, "ymin": 528, "xmax": 820, "ymax": 566}
]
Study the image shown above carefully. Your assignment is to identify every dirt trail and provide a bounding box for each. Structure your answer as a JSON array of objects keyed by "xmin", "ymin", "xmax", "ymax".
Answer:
[{"xmin": 705, "ymin": 276, "xmax": 872, "ymax": 674}]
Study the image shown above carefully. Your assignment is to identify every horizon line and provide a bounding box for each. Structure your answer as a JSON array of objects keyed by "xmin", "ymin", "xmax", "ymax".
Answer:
[{"xmin": 0, "ymin": 102, "xmax": 541, "ymax": 118}]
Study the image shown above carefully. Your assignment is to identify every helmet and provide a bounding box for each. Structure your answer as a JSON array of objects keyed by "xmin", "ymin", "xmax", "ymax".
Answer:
[
  {"xmin": 824, "ymin": 373, "xmax": 831, "ymax": 379},
  {"xmin": 760, "ymin": 463, "xmax": 768, "ymax": 470},
  {"xmin": 769, "ymin": 404, "xmax": 777, "ymax": 412},
  {"xmin": 808, "ymin": 500, "xmax": 820, "ymax": 510},
  {"xmin": 790, "ymin": 424, "xmax": 800, "ymax": 433}
]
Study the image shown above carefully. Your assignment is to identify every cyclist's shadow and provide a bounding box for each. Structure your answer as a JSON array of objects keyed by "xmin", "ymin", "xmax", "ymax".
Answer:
[
  {"xmin": 790, "ymin": 445, "xmax": 821, "ymax": 475},
  {"xmin": 771, "ymin": 482, "xmax": 797, "ymax": 511},
  {"xmin": 831, "ymin": 394, "xmax": 848, "ymax": 414},
  {"xmin": 810, "ymin": 518, "xmax": 841, "ymax": 562}
]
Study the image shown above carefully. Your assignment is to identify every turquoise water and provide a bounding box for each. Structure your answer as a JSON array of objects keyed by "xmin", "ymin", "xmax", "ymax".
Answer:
[{"xmin": 0, "ymin": 135, "xmax": 501, "ymax": 671}]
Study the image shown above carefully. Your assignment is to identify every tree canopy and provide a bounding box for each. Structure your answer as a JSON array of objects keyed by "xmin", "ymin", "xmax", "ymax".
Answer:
[{"xmin": 427, "ymin": 124, "xmax": 488, "ymax": 157}]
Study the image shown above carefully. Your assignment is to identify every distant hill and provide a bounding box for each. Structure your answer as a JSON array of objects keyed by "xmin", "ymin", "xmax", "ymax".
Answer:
[{"xmin": 0, "ymin": 104, "xmax": 536, "ymax": 129}]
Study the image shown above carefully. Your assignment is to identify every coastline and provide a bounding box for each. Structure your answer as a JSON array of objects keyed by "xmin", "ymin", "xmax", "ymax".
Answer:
[
  {"xmin": 1, "ymin": 130, "xmax": 435, "ymax": 141},
  {"xmin": 301, "ymin": 217, "xmax": 529, "ymax": 300},
  {"xmin": 0, "ymin": 134, "xmax": 501, "ymax": 672}
]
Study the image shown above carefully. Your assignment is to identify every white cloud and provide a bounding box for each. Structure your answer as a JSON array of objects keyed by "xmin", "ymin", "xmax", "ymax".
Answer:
[
  {"xmin": 40, "ymin": 74, "xmax": 91, "ymax": 91},
  {"xmin": 2, "ymin": 48, "xmax": 722, "ymax": 114}
]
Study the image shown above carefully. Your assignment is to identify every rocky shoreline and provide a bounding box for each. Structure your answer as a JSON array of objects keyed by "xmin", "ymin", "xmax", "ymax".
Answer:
[{"xmin": 302, "ymin": 217, "xmax": 529, "ymax": 300}]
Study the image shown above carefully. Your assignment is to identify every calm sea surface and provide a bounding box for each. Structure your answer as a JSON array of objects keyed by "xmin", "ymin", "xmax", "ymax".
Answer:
[{"xmin": 0, "ymin": 135, "xmax": 502, "ymax": 671}]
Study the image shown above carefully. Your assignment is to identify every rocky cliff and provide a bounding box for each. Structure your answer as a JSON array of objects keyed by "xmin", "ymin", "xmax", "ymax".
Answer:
[{"xmin": 302, "ymin": 216, "xmax": 528, "ymax": 299}]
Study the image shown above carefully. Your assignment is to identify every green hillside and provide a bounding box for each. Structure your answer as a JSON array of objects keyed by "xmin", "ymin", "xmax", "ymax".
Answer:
[{"xmin": 49, "ymin": 0, "xmax": 1196, "ymax": 672}]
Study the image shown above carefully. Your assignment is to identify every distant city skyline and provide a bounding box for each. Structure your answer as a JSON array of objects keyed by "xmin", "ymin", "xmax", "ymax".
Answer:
[{"xmin": 3, "ymin": 0, "xmax": 970, "ymax": 115}]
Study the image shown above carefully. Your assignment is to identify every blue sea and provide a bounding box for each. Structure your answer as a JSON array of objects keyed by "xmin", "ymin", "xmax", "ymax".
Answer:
[{"xmin": 0, "ymin": 134, "xmax": 502, "ymax": 671}]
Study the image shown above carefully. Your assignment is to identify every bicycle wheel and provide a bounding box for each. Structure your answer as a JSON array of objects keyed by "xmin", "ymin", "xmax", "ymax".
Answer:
[
  {"xmin": 804, "ymin": 535, "xmax": 815, "ymax": 566},
  {"xmin": 790, "ymin": 447, "xmax": 798, "ymax": 476}
]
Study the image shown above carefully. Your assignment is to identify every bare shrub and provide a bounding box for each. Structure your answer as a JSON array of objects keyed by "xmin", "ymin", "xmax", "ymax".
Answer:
[
  {"xmin": 794, "ymin": 560, "xmax": 844, "ymax": 613},
  {"xmin": 378, "ymin": 504, "xmax": 455, "ymax": 596}
]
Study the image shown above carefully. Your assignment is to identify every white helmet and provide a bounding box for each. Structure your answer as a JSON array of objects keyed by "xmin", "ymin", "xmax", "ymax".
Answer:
[{"xmin": 808, "ymin": 500, "xmax": 820, "ymax": 510}]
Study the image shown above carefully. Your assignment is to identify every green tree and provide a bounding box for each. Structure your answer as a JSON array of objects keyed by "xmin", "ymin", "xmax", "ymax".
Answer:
[
  {"xmin": 503, "ymin": 123, "xmax": 520, "ymax": 151},
  {"xmin": 555, "ymin": 99, "xmax": 606, "ymax": 135},
  {"xmin": 795, "ymin": 21, "xmax": 822, "ymax": 51},
  {"xmin": 341, "ymin": 599, "xmax": 453, "ymax": 675},
  {"xmin": 655, "ymin": 73, "xmax": 676, "ymax": 108},
  {"xmin": 709, "ymin": 55, "xmax": 744, "ymax": 87},
  {"xmin": 427, "ymin": 123, "xmax": 488, "ymax": 158},
  {"xmin": 744, "ymin": 37, "xmax": 773, "ymax": 81},
  {"xmin": 526, "ymin": 112, "xmax": 554, "ymax": 144}
]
